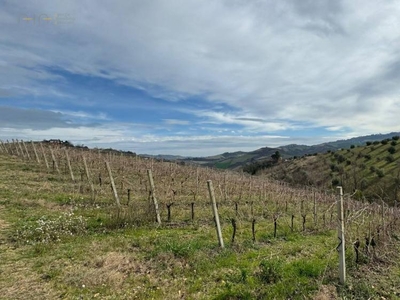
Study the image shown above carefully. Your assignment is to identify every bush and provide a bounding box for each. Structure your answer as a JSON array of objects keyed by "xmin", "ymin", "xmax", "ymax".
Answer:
[
  {"xmin": 381, "ymin": 139, "xmax": 389, "ymax": 145},
  {"xmin": 386, "ymin": 155, "xmax": 395, "ymax": 163},
  {"xmin": 364, "ymin": 154, "xmax": 371, "ymax": 160},
  {"xmin": 350, "ymin": 145, "xmax": 355, "ymax": 149},
  {"xmin": 388, "ymin": 146, "xmax": 396, "ymax": 154},
  {"xmin": 366, "ymin": 141, "xmax": 372, "ymax": 146},
  {"xmin": 376, "ymin": 169, "xmax": 384, "ymax": 178},
  {"xmin": 335, "ymin": 154, "xmax": 346, "ymax": 163},
  {"xmin": 332, "ymin": 178, "xmax": 340, "ymax": 186},
  {"xmin": 391, "ymin": 141, "xmax": 397, "ymax": 146},
  {"xmin": 370, "ymin": 166, "xmax": 376, "ymax": 173},
  {"xmin": 392, "ymin": 136, "xmax": 399, "ymax": 141},
  {"xmin": 372, "ymin": 141, "xmax": 380, "ymax": 145}
]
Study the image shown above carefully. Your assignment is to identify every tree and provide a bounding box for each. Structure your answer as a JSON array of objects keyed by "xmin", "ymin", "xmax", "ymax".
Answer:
[
  {"xmin": 388, "ymin": 146, "xmax": 396, "ymax": 154},
  {"xmin": 271, "ymin": 151, "xmax": 281, "ymax": 161}
]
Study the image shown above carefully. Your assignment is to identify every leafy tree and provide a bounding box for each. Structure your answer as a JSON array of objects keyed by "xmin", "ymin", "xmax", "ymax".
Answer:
[
  {"xmin": 392, "ymin": 135, "xmax": 399, "ymax": 141},
  {"xmin": 366, "ymin": 141, "xmax": 372, "ymax": 146},
  {"xmin": 388, "ymin": 146, "xmax": 396, "ymax": 154},
  {"xmin": 271, "ymin": 151, "xmax": 281, "ymax": 161},
  {"xmin": 350, "ymin": 145, "xmax": 355, "ymax": 149}
]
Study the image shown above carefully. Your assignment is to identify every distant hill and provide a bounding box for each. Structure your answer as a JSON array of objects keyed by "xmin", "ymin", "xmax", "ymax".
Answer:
[
  {"xmin": 182, "ymin": 132, "xmax": 400, "ymax": 170},
  {"xmin": 255, "ymin": 135, "xmax": 400, "ymax": 204}
]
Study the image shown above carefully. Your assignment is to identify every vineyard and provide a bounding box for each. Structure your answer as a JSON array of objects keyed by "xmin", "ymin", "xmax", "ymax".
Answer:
[{"xmin": 0, "ymin": 139, "xmax": 400, "ymax": 299}]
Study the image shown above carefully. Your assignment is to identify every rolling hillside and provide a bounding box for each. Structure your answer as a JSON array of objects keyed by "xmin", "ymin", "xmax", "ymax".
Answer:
[
  {"xmin": 257, "ymin": 136, "xmax": 400, "ymax": 204},
  {"xmin": 183, "ymin": 132, "xmax": 400, "ymax": 170}
]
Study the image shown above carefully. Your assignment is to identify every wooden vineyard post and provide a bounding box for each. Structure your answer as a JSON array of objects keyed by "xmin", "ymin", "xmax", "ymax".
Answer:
[
  {"xmin": 22, "ymin": 140, "xmax": 31, "ymax": 160},
  {"xmin": 105, "ymin": 161, "xmax": 121, "ymax": 207},
  {"xmin": 313, "ymin": 191, "xmax": 317, "ymax": 226},
  {"xmin": 82, "ymin": 156, "xmax": 95, "ymax": 201},
  {"xmin": 4, "ymin": 140, "xmax": 10, "ymax": 155},
  {"xmin": 337, "ymin": 186, "xmax": 346, "ymax": 284},
  {"xmin": 31, "ymin": 141, "xmax": 40, "ymax": 164},
  {"xmin": 65, "ymin": 149, "xmax": 75, "ymax": 182},
  {"xmin": 15, "ymin": 140, "xmax": 23, "ymax": 157},
  {"xmin": 40, "ymin": 143, "xmax": 50, "ymax": 170},
  {"xmin": 0, "ymin": 140, "xmax": 5, "ymax": 154},
  {"xmin": 49, "ymin": 148, "xmax": 60, "ymax": 174},
  {"xmin": 147, "ymin": 169, "xmax": 161, "ymax": 225},
  {"xmin": 207, "ymin": 180, "xmax": 224, "ymax": 248}
]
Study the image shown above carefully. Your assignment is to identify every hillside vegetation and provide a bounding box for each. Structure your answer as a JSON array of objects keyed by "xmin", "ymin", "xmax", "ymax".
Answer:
[
  {"xmin": 0, "ymin": 140, "xmax": 400, "ymax": 299},
  {"xmin": 257, "ymin": 136, "xmax": 400, "ymax": 204},
  {"xmin": 184, "ymin": 132, "xmax": 400, "ymax": 170}
]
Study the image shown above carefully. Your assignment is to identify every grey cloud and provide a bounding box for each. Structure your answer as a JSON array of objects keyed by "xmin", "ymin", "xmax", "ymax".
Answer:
[
  {"xmin": 0, "ymin": 106, "xmax": 100, "ymax": 130},
  {"xmin": 234, "ymin": 117, "xmax": 266, "ymax": 123},
  {"xmin": 0, "ymin": 0, "xmax": 400, "ymax": 134}
]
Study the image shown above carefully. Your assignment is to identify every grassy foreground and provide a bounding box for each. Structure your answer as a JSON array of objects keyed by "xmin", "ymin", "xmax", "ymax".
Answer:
[{"xmin": 0, "ymin": 154, "xmax": 399, "ymax": 299}]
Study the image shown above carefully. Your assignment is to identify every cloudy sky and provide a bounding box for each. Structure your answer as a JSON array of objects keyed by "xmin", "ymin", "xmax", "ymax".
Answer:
[{"xmin": 1, "ymin": 1, "xmax": 400, "ymax": 156}]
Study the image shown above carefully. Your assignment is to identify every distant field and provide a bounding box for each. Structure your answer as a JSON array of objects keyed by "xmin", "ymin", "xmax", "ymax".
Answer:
[{"xmin": 0, "ymin": 142, "xmax": 400, "ymax": 299}]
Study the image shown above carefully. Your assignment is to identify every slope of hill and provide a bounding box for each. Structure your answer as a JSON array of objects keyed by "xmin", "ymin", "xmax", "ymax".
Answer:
[
  {"xmin": 1, "ymin": 142, "xmax": 400, "ymax": 299},
  {"xmin": 184, "ymin": 132, "xmax": 400, "ymax": 170},
  {"xmin": 257, "ymin": 136, "xmax": 400, "ymax": 204}
]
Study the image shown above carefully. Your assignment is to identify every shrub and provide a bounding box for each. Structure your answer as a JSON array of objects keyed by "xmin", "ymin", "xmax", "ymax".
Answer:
[
  {"xmin": 332, "ymin": 178, "xmax": 340, "ymax": 186},
  {"xmin": 381, "ymin": 139, "xmax": 389, "ymax": 145},
  {"xmin": 330, "ymin": 164, "xmax": 339, "ymax": 172},
  {"xmin": 350, "ymin": 145, "xmax": 355, "ymax": 149},
  {"xmin": 372, "ymin": 141, "xmax": 380, "ymax": 145},
  {"xmin": 386, "ymin": 155, "xmax": 395, "ymax": 163},
  {"xmin": 376, "ymin": 169, "xmax": 384, "ymax": 178},
  {"xmin": 391, "ymin": 141, "xmax": 397, "ymax": 146},
  {"xmin": 364, "ymin": 154, "xmax": 371, "ymax": 160},
  {"xmin": 370, "ymin": 166, "xmax": 376, "ymax": 173},
  {"xmin": 388, "ymin": 146, "xmax": 396, "ymax": 154},
  {"xmin": 366, "ymin": 141, "xmax": 372, "ymax": 146},
  {"xmin": 392, "ymin": 136, "xmax": 399, "ymax": 141},
  {"xmin": 335, "ymin": 154, "xmax": 346, "ymax": 163}
]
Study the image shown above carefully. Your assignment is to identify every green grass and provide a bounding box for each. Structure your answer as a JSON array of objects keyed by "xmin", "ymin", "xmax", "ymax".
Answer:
[{"xmin": 0, "ymin": 154, "xmax": 400, "ymax": 299}]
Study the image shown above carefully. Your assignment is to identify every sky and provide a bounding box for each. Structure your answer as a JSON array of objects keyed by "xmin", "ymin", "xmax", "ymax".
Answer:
[{"xmin": 1, "ymin": 0, "xmax": 400, "ymax": 156}]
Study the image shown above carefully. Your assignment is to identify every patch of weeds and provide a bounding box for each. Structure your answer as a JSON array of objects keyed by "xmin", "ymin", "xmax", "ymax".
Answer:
[
  {"xmin": 213, "ymin": 288, "xmax": 253, "ymax": 300},
  {"xmin": 256, "ymin": 259, "xmax": 283, "ymax": 283},
  {"xmin": 338, "ymin": 280, "xmax": 377, "ymax": 299},
  {"xmin": 12, "ymin": 212, "xmax": 87, "ymax": 245},
  {"xmin": 53, "ymin": 194, "xmax": 73, "ymax": 205},
  {"xmin": 160, "ymin": 238, "xmax": 205, "ymax": 258},
  {"xmin": 290, "ymin": 258, "xmax": 324, "ymax": 278},
  {"xmin": 263, "ymin": 277, "xmax": 314, "ymax": 299}
]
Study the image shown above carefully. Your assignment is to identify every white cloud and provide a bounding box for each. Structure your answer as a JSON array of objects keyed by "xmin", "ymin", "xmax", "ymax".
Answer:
[
  {"xmin": 1, "ymin": 0, "xmax": 400, "ymax": 153},
  {"xmin": 163, "ymin": 119, "xmax": 190, "ymax": 125}
]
